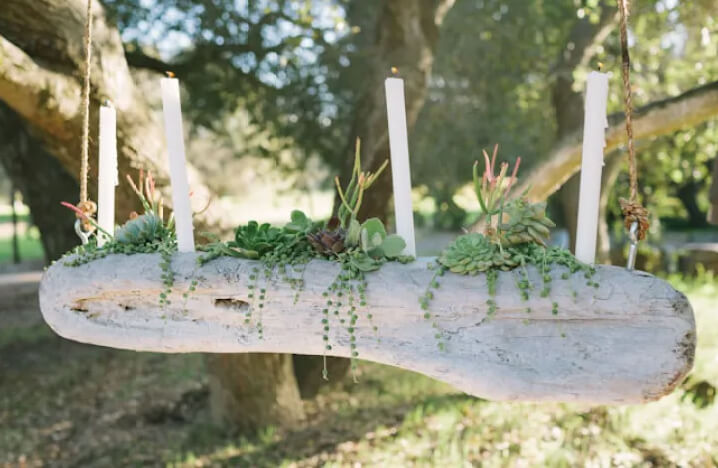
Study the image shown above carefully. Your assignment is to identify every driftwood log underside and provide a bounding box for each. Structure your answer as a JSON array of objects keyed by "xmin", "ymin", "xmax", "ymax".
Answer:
[{"xmin": 39, "ymin": 254, "xmax": 696, "ymax": 404}]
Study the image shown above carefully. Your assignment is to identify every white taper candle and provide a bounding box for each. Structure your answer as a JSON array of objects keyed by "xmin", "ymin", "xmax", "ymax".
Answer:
[
  {"xmin": 384, "ymin": 77, "xmax": 416, "ymax": 257},
  {"xmin": 575, "ymin": 71, "xmax": 610, "ymax": 264},
  {"xmin": 161, "ymin": 76, "xmax": 195, "ymax": 252},
  {"xmin": 97, "ymin": 102, "xmax": 118, "ymax": 247}
]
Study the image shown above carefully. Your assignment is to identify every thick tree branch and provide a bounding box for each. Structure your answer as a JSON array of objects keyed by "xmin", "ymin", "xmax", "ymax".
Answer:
[
  {"xmin": 520, "ymin": 80, "xmax": 718, "ymax": 202},
  {"xmin": 0, "ymin": 0, "xmax": 227, "ymax": 233}
]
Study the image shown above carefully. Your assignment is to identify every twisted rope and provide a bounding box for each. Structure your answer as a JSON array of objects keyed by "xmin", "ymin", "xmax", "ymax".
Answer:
[
  {"xmin": 76, "ymin": 0, "xmax": 97, "ymax": 233},
  {"xmin": 616, "ymin": 0, "xmax": 649, "ymax": 240}
]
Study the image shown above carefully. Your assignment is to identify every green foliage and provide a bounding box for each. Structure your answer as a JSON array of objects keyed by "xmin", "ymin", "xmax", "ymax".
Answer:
[
  {"xmin": 232, "ymin": 221, "xmax": 285, "ymax": 257},
  {"xmin": 439, "ymin": 233, "xmax": 517, "ymax": 274},
  {"xmin": 63, "ymin": 171, "xmax": 177, "ymax": 267},
  {"xmin": 114, "ymin": 213, "xmax": 167, "ymax": 245},
  {"xmin": 335, "ymin": 139, "xmax": 389, "ymax": 230},
  {"xmin": 499, "ymin": 199, "xmax": 555, "ymax": 247},
  {"xmin": 357, "ymin": 218, "xmax": 406, "ymax": 260}
]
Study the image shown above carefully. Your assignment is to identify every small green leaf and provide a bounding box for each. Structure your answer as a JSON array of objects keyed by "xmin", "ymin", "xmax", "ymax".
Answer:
[
  {"xmin": 360, "ymin": 218, "xmax": 386, "ymax": 240},
  {"xmin": 381, "ymin": 235, "xmax": 406, "ymax": 258},
  {"xmin": 347, "ymin": 219, "xmax": 361, "ymax": 246}
]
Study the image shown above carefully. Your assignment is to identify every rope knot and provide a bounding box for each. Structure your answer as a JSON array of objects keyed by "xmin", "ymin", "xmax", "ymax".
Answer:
[
  {"xmin": 619, "ymin": 198, "xmax": 649, "ymax": 241},
  {"xmin": 76, "ymin": 200, "xmax": 97, "ymax": 234}
]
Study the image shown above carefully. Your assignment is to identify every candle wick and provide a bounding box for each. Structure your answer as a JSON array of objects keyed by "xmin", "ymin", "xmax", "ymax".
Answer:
[{"xmin": 597, "ymin": 62, "xmax": 604, "ymax": 72}]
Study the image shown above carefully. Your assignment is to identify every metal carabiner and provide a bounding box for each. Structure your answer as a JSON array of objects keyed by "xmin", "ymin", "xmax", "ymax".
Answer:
[
  {"xmin": 74, "ymin": 219, "xmax": 91, "ymax": 245},
  {"xmin": 626, "ymin": 221, "xmax": 639, "ymax": 270}
]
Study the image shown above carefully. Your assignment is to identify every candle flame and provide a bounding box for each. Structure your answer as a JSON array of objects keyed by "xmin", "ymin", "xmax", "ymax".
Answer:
[
  {"xmin": 391, "ymin": 66, "xmax": 398, "ymax": 75},
  {"xmin": 166, "ymin": 71, "xmax": 176, "ymax": 78},
  {"xmin": 597, "ymin": 62, "xmax": 604, "ymax": 71}
]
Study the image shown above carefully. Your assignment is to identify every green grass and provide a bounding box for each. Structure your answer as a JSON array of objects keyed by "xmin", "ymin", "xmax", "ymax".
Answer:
[
  {"xmin": 0, "ymin": 230, "xmax": 44, "ymax": 263},
  {"xmin": 0, "ymin": 213, "xmax": 30, "ymax": 224}
]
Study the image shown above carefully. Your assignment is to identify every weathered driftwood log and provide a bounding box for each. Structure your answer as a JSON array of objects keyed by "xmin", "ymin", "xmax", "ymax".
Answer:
[{"xmin": 39, "ymin": 254, "xmax": 695, "ymax": 404}]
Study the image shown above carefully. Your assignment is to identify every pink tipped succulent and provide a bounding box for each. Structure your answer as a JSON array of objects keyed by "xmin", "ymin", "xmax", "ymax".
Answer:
[{"xmin": 473, "ymin": 144, "xmax": 522, "ymax": 222}]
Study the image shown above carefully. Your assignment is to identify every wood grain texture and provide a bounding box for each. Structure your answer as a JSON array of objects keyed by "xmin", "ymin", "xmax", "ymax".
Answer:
[{"xmin": 39, "ymin": 254, "xmax": 696, "ymax": 404}]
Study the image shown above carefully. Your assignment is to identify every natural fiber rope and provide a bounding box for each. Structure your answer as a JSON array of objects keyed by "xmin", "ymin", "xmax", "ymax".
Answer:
[
  {"xmin": 80, "ymin": 0, "xmax": 93, "ymax": 204},
  {"xmin": 616, "ymin": 0, "xmax": 649, "ymax": 240},
  {"xmin": 76, "ymin": 0, "xmax": 97, "ymax": 232}
]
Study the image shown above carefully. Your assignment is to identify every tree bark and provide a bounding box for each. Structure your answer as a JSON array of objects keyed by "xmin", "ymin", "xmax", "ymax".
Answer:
[
  {"xmin": 0, "ymin": 105, "xmax": 79, "ymax": 262},
  {"xmin": 0, "ymin": 0, "xmax": 302, "ymax": 432},
  {"xmin": 707, "ymin": 155, "xmax": 718, "ymax": 225},
  {"xmin": 206, "ymin": 354, "xmax": 305, "ymax": 432}
]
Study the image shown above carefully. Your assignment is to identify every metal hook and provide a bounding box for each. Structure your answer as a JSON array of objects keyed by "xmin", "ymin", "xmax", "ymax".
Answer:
[
  {"xmin": 626, "ymin": 221, "xmax": 639, "ymax": 270},
  {"xmin": 74, "ymin": 219, "xmax": 91, "ymax": 245}
]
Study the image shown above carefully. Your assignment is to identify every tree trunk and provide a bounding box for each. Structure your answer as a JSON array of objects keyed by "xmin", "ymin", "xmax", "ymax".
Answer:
[
  {"xmin": 0, "ymin": 0, "xmax": 301, "ymax": 431},
  {"xmin": 339, "ymin": 0, "xmax": 456, "ymax": 222},
  {"xmin": 597, "ymin": 153, "xmax": 623, "ymax": 263},
  {"xmin": 709, "ymin": 155, "xmax": 718, "ymax": 225},
  {"xmin": 10, "ymin": 182, "xmax": 19, "ymax": 264},
  {"xmin": 516, "ymin": 80, "xmax": 718, "ymax": 204},
  {"xmin": 0, "ymin": 0, "xmax": 227, "ymax": 232},
  {"xmin": 0, "ymin": 105, "xmax": 78, "ymax": 262},
  {"xmin": 206, "ymin": 354, "xmax": 305, "ymax": 432},
  {"xmin": 676, "ymin": 181, "xmax": 708, "ymax": 227}
]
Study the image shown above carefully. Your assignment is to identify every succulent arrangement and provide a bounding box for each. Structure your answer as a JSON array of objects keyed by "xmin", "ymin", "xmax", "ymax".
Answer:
[
  {"xmin": 59, "ymin": 142, "xmax": 600, "ymax": 377},
  {"xmin": 420, "ymin": 145, "xmax": 596, "ymax": 350},
  {"xmin": 62, "ymin": 171, "xmax": 182, "ymax": 305},
  {"xmin": 62, "ymin": 170, "xmax": 176, "ymax": 262},
  {"xmin": 198, "ymin": 139, "xmax": 412, "ymax": 380}
]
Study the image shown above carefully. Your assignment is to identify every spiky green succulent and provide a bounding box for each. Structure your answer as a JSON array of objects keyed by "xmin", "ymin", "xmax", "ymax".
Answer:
[
  {"xmin": 230, "ymin": 221, "xmax": 287, "ymax": 258},
  {"xmin": 499, "ymin": 198, "xmax": 555, "ymax": 246},
  {"xmin": 438, "ymin": 233, "xmax": 519, "ymax": 274},
  {"xmin": 115, "ymin": 213, "xmax": 167, "ymax": 245}
]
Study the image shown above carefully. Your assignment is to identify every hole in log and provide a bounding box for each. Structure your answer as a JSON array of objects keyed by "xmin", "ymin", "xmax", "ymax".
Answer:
[{"xmin": 214, "ymin": 298, "xmax": 249, "ymax": 312}]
